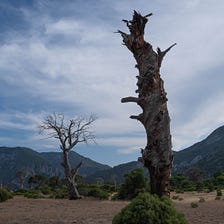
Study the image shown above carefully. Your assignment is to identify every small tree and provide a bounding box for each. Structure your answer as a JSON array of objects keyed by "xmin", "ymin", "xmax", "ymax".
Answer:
[
  {"xmin": 39, "ymin": 113, "xmax": 96, "ymax": 199},
  {"xmin": 117, "ymin": 168, "xmax": 148, "ymax": 200}
]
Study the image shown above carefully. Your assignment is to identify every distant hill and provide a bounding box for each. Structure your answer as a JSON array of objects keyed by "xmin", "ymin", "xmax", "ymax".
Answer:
[
  {"xmin": 1, "ymin": 125, "xmax": 224, "ymax": 186},
  {"xmin": 173, "ymin": 125, "xmax": 224, "ymax": 177},
  {"xmin": 0, "ymin": 146, "xmax": 110, "ymax": 186},
  {"xmin": 40, "ymin": 151, "xmax": 111, "ymax": 177},
  {"xmin": 86, "ymin": 161, "xmax": 146, "ymax": 183},
  {"xmin": 86, "ymin": 125, "xmax": 224, "ymax": 181},
  {"xmin": 0, "ymin": 147, "xmax": 51, "ymax": 186}
]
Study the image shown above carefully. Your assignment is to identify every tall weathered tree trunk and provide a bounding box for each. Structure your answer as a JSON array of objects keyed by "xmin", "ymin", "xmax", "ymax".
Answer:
[
  {"xmin": 119, "ymin": 11, "xmax": 175, "ymax": 197},
  {"xmin": 62, "ymin": 151, "xmax": 81, "ymax": 199}
]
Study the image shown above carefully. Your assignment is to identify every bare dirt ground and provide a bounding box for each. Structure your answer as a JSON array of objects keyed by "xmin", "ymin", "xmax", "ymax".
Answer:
[
  {"xmin": 0, "ymin": 192, "xmax": 223, "ymax": 224},
  {"xmin": 172, "ymin": 191, "xmax": 224, "ymax": 224},
  {"xmin": 0, "ymin": 196, "xmax": 128, "ymax": 224}
]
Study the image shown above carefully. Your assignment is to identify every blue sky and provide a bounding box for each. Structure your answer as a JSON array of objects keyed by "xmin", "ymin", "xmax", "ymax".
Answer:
[{"xmin": 1, "ymin": 0, "xmax": 224, "ymax": 166}]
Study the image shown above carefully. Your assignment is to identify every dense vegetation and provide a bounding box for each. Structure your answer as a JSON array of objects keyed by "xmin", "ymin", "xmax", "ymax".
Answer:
[
  {"xmin": 7, "ymin": 169, "xmax": 224, "ymax": 200},
  {"xmin": 12, "ymin": 174, "xmax": 114, "ymax": 200},
  {"xmin": 115, "ymin": 168, "xmax": 149, "ymax": 200},
  {"xmin": 170, "ymin": 171, "xmax": 224, "ymax": 193},
  {"xmin": 1, "ymin": 167, "xmax": 223, "ymax": 203},
  {"xmin": 0, "ymin": 188, "xmax": 13, "ymax": 202}
]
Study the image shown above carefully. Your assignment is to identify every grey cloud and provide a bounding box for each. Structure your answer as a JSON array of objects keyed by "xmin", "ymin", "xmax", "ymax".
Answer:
[{"xmin": 1, "ymin": 0, "xmax": 224, "ymax": 159}]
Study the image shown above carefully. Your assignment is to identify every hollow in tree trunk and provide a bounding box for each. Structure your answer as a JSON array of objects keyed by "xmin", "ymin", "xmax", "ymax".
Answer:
[{"xmin": 118, "ymin": 11, "xmax": 175, "ymax": 197}]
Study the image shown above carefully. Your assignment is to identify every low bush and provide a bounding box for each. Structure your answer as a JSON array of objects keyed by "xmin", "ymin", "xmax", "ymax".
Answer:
[
  {"xmin": 198, "ymin": 197, "xmax": 205, "ymax": 203},
  {"xmin": 38, "ymin": 185, "xmax": 51, "ymax": 195},
  {"xmin": 215, "ymin": 196, "xmax": 221, "ymax": 200},
  {"xmin": 87, "ymin": 187, "xmax": 109, "ymax": 200},
  {"xmin": 0, "ymin": 188, "xmax": 13, "ymax": 202},
  {"xmin": 204, "ymin": 189, "xmax": 211, "ymax": 193},
  {"xmin": 112, "ymin": 193, "xmax": 188, "ymax": 224},
  {"xmin": 116, "ymin": 168, "xmax": 148, "ymax": 200},
  {"xmin": 216, "ymin": 189, "xmax": 222, "ymax": 197},
  {"xmin": 78, "ymin": 185, "xmax": 89, "ymax": 196},
  {"xmin": 172, "ymin": 195, "xmax": 179, "ymax": 200},
  {"xmin": 51, "ymin": 187, "xmax": 68, "ymax": 199},
  {"xmin": 190, "ymin": 202, "xmax": 198, "ymax": 208},
  {"xmin": 13, "ymin": 189, "xmax": 27, "ymax": 196},
  {"xmin": 101, "ymin": 184, "xmax": 116, "ymax": 193},
  {"xmin": 24, "ymin": 190, "xmax": 42, "ymax": 199},
  {"xmin": 78, "ymin": 185, "xmax": 109, "ymax": 200},
  {"xmin": 175, "ymin": 189, "xmax": 184, "ymax": 194},
  {"xmin": 111, "ymin": 192, "xmax": 119, "ymax": 201}
]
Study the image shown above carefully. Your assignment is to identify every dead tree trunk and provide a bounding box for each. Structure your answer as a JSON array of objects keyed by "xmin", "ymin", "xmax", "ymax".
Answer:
[
  {"xmin": 118, "ymin": 11, "xmax": 175, "ymax": 197},
  {"xmin": 61, "ymin": 150, "xmax": 82, "ymax": 200}
]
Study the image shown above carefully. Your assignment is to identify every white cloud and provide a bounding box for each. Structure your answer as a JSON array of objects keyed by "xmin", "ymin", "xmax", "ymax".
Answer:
[
  {"xmin": 1, "ymin": 0, "xmax": 224, "ymax": 162},
  {"xmin": 98, "ymin": 136, "xmax": 145, "ymax": 155},
  {"xmin": 0, "ymin": 111, "xmax": 42, "ymax": 131},
  {"xmin": 45, "ymin": 19, "xmax": 83, "ymax": 36},
  {"xmin": 172, "ymin": 91, "xmax": 224, "ymax": 150}
]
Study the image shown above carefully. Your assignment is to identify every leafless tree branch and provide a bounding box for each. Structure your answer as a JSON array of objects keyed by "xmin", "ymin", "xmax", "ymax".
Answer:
[{"xmin": 39, "ymin": 113, "xmax": 96, "ymax": 200}]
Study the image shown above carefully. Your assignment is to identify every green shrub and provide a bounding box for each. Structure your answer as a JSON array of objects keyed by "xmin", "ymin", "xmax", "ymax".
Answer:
[
  {"xmin": 78, "ymin": 185, "xmax": 109, "ymax": 199},
  {"xmin": 215, "ymin": 196, "xmax": 221, "ymax": 200},
  {"xmin": 100, "ymin": 184, "xmax": 116, "ymax": 193},
  {"xmin": 175, "ymin": 189, "xmax": 184, "ymax": 194},
  {"xmin": 117, "ymin": 168, "xmax": 148, "ymax": 200},
  {"xmin": 24, "ymin": 190, "xmax": 42, "ymax": 199},
  {"xmin": 207, "ymin": 184, "xmax": 215, "ymax": 192},
  {"xmin": 190, "ymin": 202, "xmax": 198, "ymax": 208},
  {"xmin": 198, "ymin": 197, "xmax": 205, "ymax": 203},
  {"xmin": 25, "ymin": 193, "xmax": 41, "ymax": 199},
  {"xmin": 112, "ymin": 193, "xmax": 188, "ymax": 224},
  {"xmin": 204, "ymin": 189, "xmax": 211, "ymax": 193},
  {"xmin": 38, "ymin": 185, "xmax": 51, "ymax": 195},
  {"xmin": 216, "ymin": 189, "xmax": 222, "ymax": 197},
  {"xmin": 51, "ymin": 187, "xmax": 67, "ymax": 199},
  {"xmin": 13, "ymin": 189, "xmax": 27, "ymax": 196},
  {"xmin": 78, "ymin": 185, "xmax": 89, "ymax": 197},
  {"xmin": 172, "ymin": 195, "xmax": 179, "ymax": 200},
  {"xmin": 0, "ymin": 188, "xmax": 13, "ymax": 202},
  {"xmin": 111, "ymin": 193, "xmax": 119, "ymax": 201},
  {"xmin": 195, "ymin": 182, "xmax": 204, "ymax": 192},
  {"xmin": 87, "ymin": 187, "xmax": 109, "ymax": 200}
]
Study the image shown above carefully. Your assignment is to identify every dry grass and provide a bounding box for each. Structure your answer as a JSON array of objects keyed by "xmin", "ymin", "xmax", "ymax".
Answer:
[{"xmin": 0, "ymin": 192, "xmax": 223, "ymax": 224}]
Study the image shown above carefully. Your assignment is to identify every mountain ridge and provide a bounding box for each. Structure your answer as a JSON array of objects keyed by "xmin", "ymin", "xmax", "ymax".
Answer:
[
  {"xmin": 0, "ymin": 146, "xmax": 111, "ymax": 186},
  {"xmin": 1, "ymin": 125, "xmax": 224, "ymax": 186},
  {"xmin": 172, "ymin": 125, "xmax": 224, "ymax": 176}
]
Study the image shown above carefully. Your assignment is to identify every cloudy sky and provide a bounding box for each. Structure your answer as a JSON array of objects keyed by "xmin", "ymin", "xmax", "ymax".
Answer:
[{"xmin": 0, "ymin": 0, "xmax": 224, "ymax": 166}]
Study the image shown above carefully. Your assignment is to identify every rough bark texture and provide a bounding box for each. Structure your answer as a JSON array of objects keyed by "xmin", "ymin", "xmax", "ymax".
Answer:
[
  {"xmin": 119, "ymin": 11, "xmax": 175, "ymax": 197},
  {"xmin": 61, "ymin": 151, "xmax": 82, "ymax": 200}
]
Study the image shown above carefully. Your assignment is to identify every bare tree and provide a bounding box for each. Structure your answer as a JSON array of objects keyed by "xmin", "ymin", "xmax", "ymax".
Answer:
[
  {"xmin": 39, "ymin": 113, "xmax": 96, "ymax": 199},
  {"xmin": 118, "ymin": 11, "xmax": 175, "ymax": 197}
]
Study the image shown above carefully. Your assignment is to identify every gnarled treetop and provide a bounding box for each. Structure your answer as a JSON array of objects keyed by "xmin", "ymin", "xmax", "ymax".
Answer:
[{"xmin": 118, "ymin": 11, "xmax": 176, "ymax": 69}]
